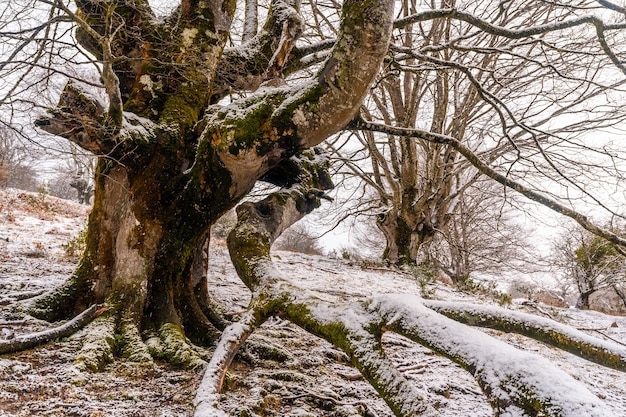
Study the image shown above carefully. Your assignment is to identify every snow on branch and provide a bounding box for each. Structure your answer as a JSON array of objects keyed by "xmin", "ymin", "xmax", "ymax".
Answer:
[
  {"xmin": 193, "ymin": 309, "xmax": 263, "ymax": 417},
  {"xmin": 423, "ymin": 300, "xmax": 626, "ymax": 371},
  {"xmin": 395, "ymin": 7, "xmax": 626, "ymax": 34},
  {"xmin": 373, "ymin": 294, "xmax": 617, "ymax": 417},
  {"xmin": 211, "ymin": 0, "xmax": 303, "ymax": 100},
  {"xmin": 34, "ymin": 82, "xmax": 160, "ymax": 155}
]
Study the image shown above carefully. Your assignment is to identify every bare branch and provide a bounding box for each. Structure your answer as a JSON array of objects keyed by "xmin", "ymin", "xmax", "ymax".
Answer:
[{"xmin": 350, "ymin": 117, "xmax": 626, "ymax": 249}]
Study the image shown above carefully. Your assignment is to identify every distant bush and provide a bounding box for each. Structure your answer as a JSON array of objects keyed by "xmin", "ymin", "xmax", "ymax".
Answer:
[
  {"xmin": 0, "ymin": 162, "xmax": 8, "ymax": 185},
  {"xmin": 211, "ymin": 209, "xmax": 237, "ymax": 240},
  {"xmin": 0, "ymin": 163, "xmax": 39, "ymax": 191},
  {"xmin": 456, "ymin": 275, "xmax": 512, "ymax": 306},
  {"xmin": 274, "ymin": 223, "xmax": 324, "ymax": 255}
]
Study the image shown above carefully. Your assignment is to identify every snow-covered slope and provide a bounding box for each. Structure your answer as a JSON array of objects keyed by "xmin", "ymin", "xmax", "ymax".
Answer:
[{"xmin": 1, "ymin": 188, "xmax": 625, "ymax": 416}]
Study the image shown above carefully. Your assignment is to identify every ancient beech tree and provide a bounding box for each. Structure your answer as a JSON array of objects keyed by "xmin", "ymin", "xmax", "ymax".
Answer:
[
  {"xmin": 11, "ymin": 0, "xmax": 395, "ymax": 369},
  {"xmin": 2, "ymin": 1, "xmax": 626, "ymax": 416}
]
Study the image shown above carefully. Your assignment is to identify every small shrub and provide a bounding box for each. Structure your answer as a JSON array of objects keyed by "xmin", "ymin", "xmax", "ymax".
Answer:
[
  {"xmin": 25, "ymin": 190, "xmax": 51, "ymax": 212},
  {"xmin": 22, "ymin": 241, "xmax": 47, "ymax": 258},
  {"xmin": 64, "ymin": 227, "xmax": 87, "ymax": 259},
  {"xmin": 409, "ymin": 261, "xmax": 437, "ymax": 299},
  {"xmin": 457, "ymin": 276, "xmax": 512, "ymax": 306}
]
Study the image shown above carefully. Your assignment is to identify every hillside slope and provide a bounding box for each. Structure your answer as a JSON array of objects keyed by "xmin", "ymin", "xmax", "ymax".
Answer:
[{"xmin": 1, "ymin": 188, "xmax": 625, "ymax": 416}]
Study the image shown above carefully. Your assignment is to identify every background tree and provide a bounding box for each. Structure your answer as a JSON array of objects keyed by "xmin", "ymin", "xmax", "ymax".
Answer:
[
  {"xmin": 553, "ymin": 223, "xmax": 626, "ymax": 310},
  {"xmin": 328, "ymin": 0, "xmax": 626, "ymax": 271},
  {"xmin": 427, "ymin": 180, "xmax": 538, "ymax": 284},
  {"xmin": 50, "ymin": 142, "xmax": 95, "ymax": 203},
  {"xmin": 0, "ymin": 127, "xmax": 39, "ymax": 191}
]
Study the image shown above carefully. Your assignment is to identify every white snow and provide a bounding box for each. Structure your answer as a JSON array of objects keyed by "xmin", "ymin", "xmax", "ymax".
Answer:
[{"xmin": 1, "ymin": 188, "xmax": 626, "ymax": 416}]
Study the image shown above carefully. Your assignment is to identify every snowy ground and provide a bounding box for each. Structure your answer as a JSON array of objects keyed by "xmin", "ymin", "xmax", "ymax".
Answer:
[{"xmin": 1, "ymin": 188, "xmax": 625, "ymax": 416}]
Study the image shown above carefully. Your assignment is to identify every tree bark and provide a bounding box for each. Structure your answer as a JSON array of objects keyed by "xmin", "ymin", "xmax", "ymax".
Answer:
[
  {"xmin": 26, "ymin": 0, "xmax": 396, "ymax": 368},
  {"xmin": 576, "ymin": 292, "xmax": 593, "ymax": 310},
  {"xmin": 377, "ymin": 209, "xmax": 441, "ymax": 265}
]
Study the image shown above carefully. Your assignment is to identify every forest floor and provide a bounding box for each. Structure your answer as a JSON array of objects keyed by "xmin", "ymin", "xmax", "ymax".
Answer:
[{"xmin": 1, "ymin": 187, "xmax": 626, "ymax": 417}]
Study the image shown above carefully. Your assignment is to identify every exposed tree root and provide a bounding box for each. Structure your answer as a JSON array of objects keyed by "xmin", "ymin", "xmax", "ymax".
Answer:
[
  {"xmin": 64, "ymin": 298, "xmax": 209, "ymax": 371},
  {"xmin": 194, "ymin": 308, "xmax": 264, "ymax": 417},
  {"xmin": 0, "ymin": 303, "xmax": 106, "ymax": 355},
  {"xmin": 193, "ymin": 151, "xmax": 625, "ymax": 417},
  {"xmin": 118, "ymin": 312, "xmax": 153, "ymax": 364},
  {"xmin": 75, "ymin": 312, "xmax": 117, "ymax": 371},
  {"xmin": 149, "ymin": 323, "xmax": 207, "ymax": 370},
  {"xmin": 0, "ymin": 290, "xmax": 46, "ymax": 306},
  {"xmin": 374, "ymin": 295, "xmax": 615, "ymax": 417},
  {"xmin": 23, "ymin": 266, "xmax": 90, "ymax": 322},
  {"xmin": 423, "ymin": 300, "xmax": 626, "ymax": 371}
]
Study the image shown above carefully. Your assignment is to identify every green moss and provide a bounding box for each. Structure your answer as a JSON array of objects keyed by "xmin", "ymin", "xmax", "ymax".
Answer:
[
  {"xmin": 74, "ymin": 314, "xmax": 117, "ymax": 372},
  {"xmin": 27, "ymin": 257, "xmax": 94, "ymax": 321},
  {"xmin": 208, "ymin": 83, "xmax": 324, "ymax": 158},
  {"xmin": 155, "ymin": 323, "xmax": 207, "ymax": 369},
  {"xmin": 118, "ymin": 314, "xmax": 153, "ymax": 364},
  {"xmin": 159, "ymin": 89, "xmax": 204, "ymax": 132},
  {"xmin": 243, "ymin": 335, "xmax": 293, "ymax": 363}
]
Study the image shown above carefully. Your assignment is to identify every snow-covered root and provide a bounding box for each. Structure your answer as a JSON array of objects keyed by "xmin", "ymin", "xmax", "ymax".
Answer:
[
  {"xmin": 0, "ymin": 303, "xmax": 106, "ymax": 355},
  {"xmin": 193, "ymin": 308, "xmax": 263, "ymax": 417},
  {"xmin": 373, "ymin": 295, "xmax": 617, "ymax": 417},
  {"xmin": 332, "ymin": 310, "xmax": 435, "ymax": 416},
  {"xmin": 74, "ymin": 312, "xmax": 117, "ymax": 371},
  {"xmin": 423, "ymin": 300, "xmax": 626, "ymax": 371},
  {"xmin": 74, "ymin": 305, "xmax": 205, "ymax": 372}
]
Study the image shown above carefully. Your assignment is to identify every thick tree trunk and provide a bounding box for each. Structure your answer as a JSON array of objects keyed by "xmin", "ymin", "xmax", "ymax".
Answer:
[
  {"xmin": 25, "ymin": 0, "xmax": 396, "ymax": 369},
  {"xmin": 30, "ymin": 155, "xmax": 229, "ymax": 368},
  {"xmin": 377, "ymin": 210, "xmax": 437, "ymax": 264}
]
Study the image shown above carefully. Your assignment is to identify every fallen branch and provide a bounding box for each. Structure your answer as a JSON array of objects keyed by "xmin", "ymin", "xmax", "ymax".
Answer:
[
  {"xmin": 520, "ymin": 300, "xmax": 559, "ymax": 321},
  {"xmin": 588, "ymin": 329, "xmax": 626, "ymax": 348},
  {"xmin": 0, "ymin": 304, "xmax": 107, "ymax": 354}
]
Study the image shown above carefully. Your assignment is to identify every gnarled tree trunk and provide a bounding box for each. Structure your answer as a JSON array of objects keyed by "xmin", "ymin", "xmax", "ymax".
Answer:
[{"xmin": 27, "ymin": 0, "xmax": 395, "ymax": 369}]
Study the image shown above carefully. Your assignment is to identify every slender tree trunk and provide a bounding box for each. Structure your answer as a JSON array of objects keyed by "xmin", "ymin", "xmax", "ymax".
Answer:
[{"xmin": 576, "ymin": 291, "xmax": 593, "ymax": 310}]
